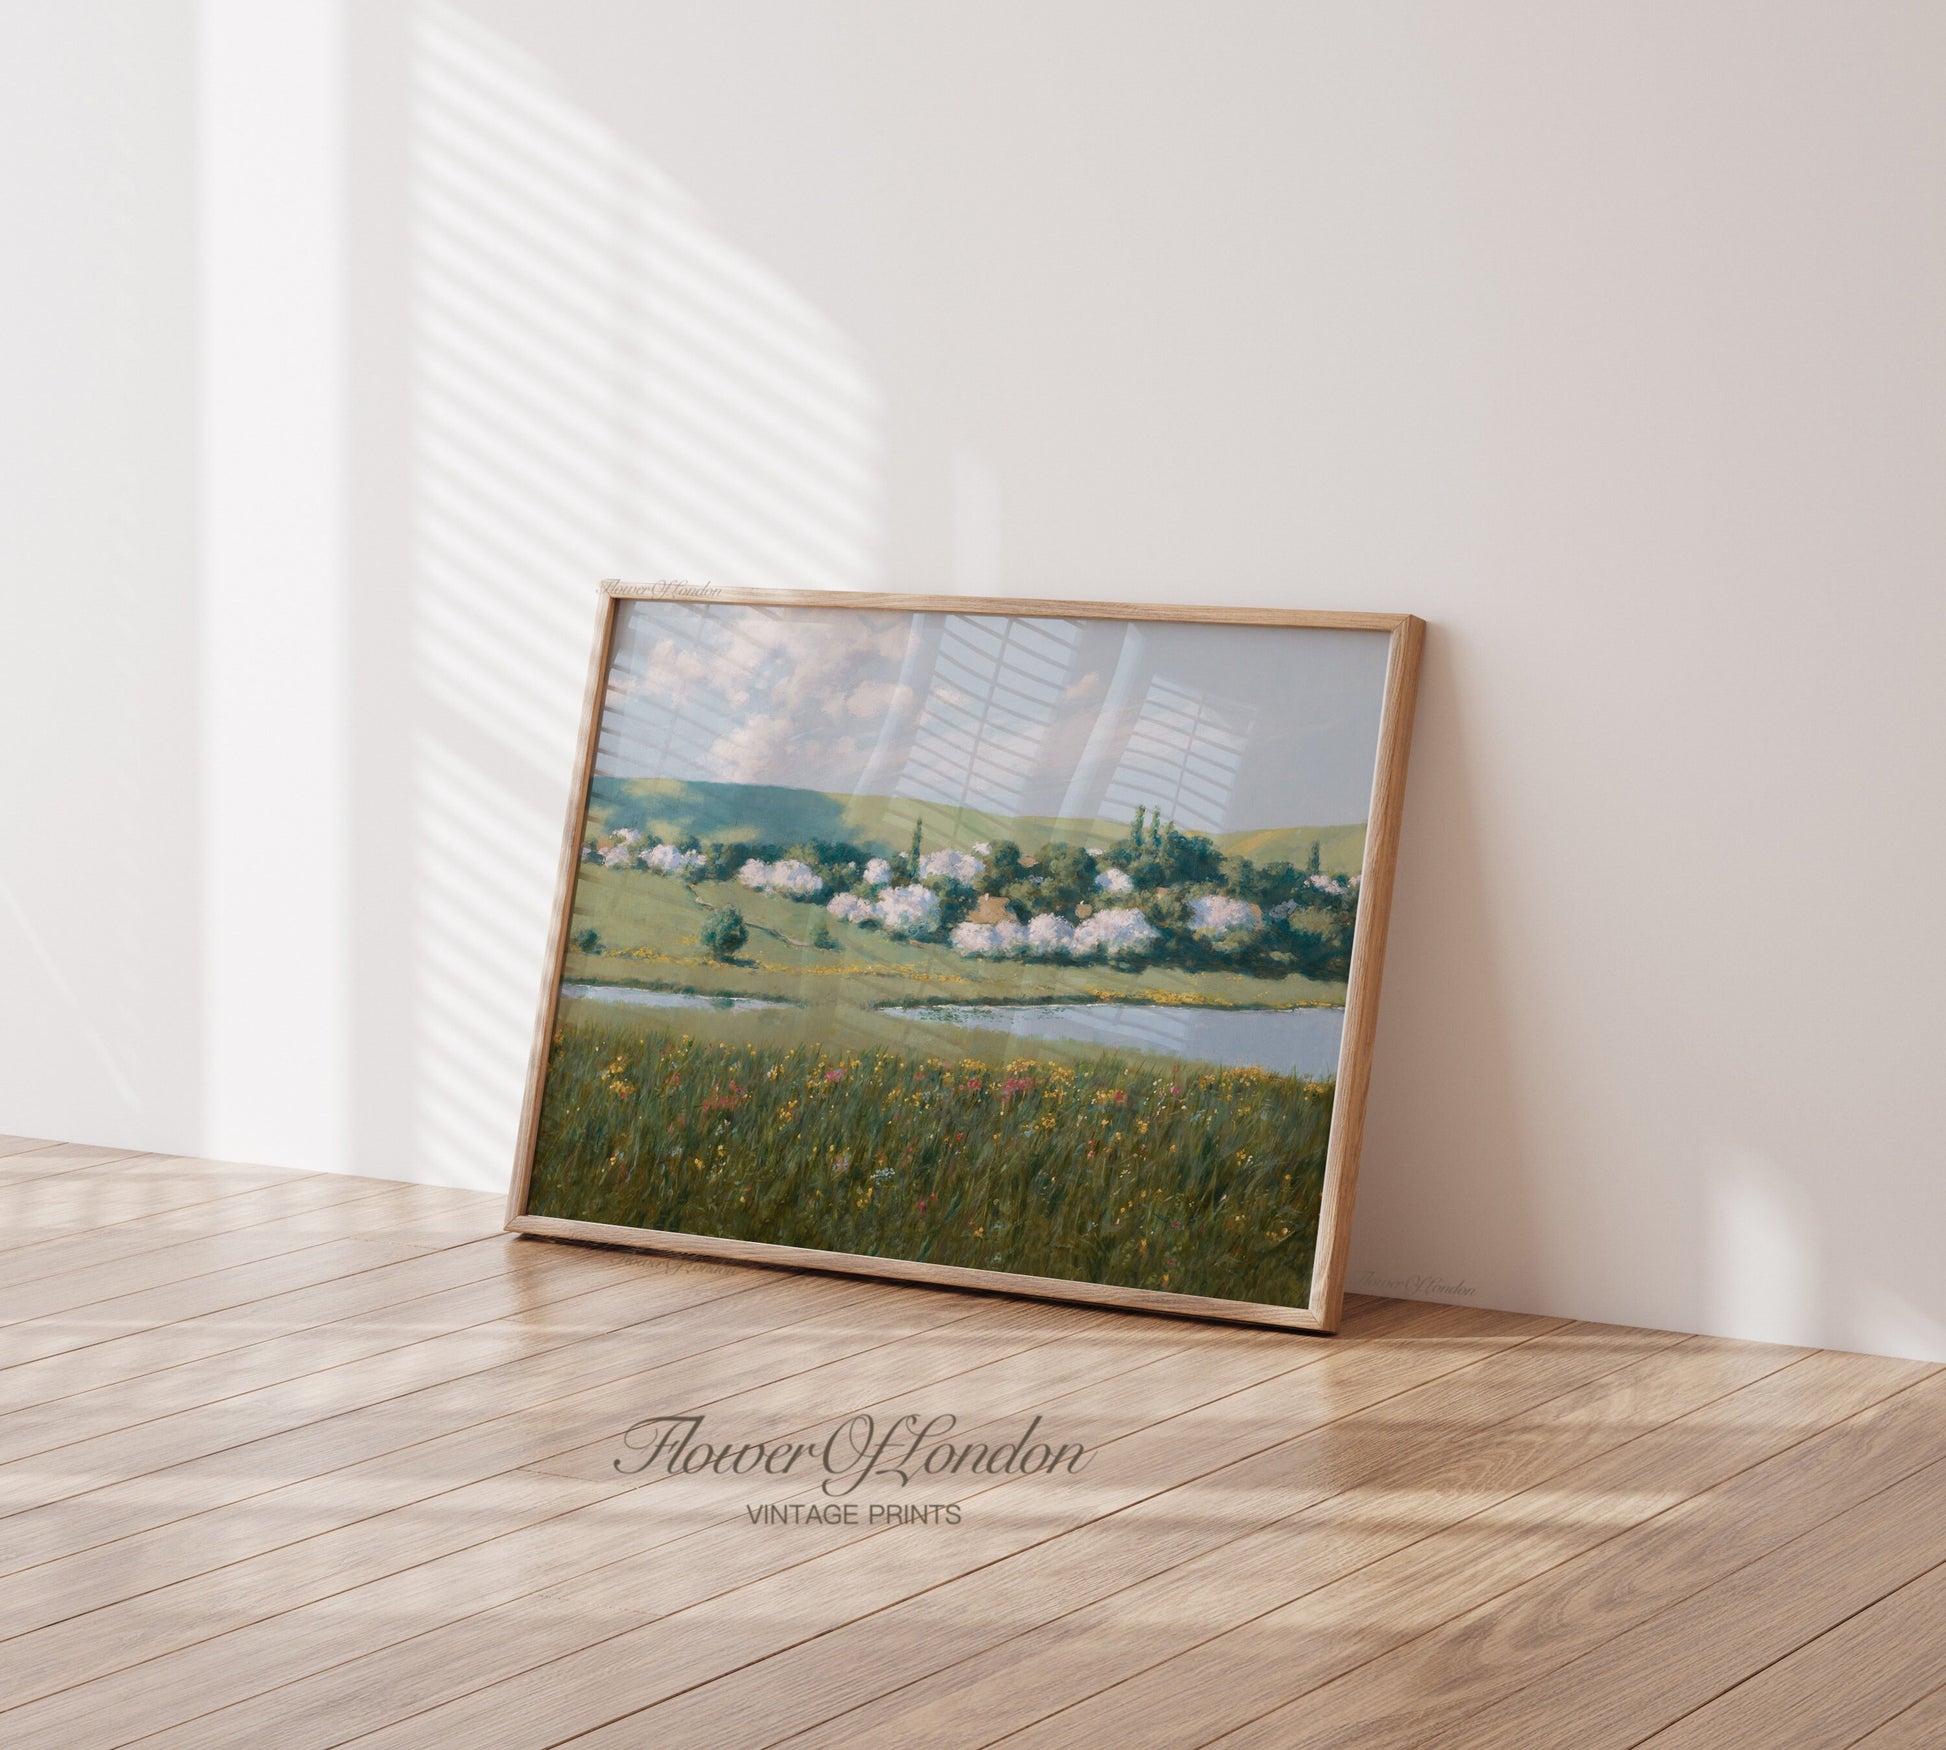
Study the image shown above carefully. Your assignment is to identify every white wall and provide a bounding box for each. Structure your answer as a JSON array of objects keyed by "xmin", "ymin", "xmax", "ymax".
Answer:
[{"xmin": 4, "ymin": 2, "xmax": 1944, "ymax": 1359}]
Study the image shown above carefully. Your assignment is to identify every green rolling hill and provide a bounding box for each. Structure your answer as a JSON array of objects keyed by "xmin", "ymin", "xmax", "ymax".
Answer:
[{"xmin": 586, "ymin": 777, "xmax": 1365, "ymax": 875}]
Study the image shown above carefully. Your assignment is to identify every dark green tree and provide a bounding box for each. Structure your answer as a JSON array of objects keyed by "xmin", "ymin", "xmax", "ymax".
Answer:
[
  {"xmin": 1035, "ymin": 843, "xmax": 1099, "ymax": 912},
  {"xmin": 809, "ymin": 919, "xmax": 835, "ymax": 951},
  {"xmin": 1307, "ymin": 839, "xmax": 1322, "ymax": 875},
  {"xmin": 983, "ymin": 840, "xmax": 1025, "ymax": 890},
  {"xmin": 700, "ymin": 907, "xmax": 748, "ymax": 962}
]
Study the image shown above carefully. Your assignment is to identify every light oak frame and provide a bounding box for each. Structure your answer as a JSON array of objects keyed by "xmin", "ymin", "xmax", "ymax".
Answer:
[{"xmin": 508, "ymin": 583, "xmax": 1424, "ymax": 1333}]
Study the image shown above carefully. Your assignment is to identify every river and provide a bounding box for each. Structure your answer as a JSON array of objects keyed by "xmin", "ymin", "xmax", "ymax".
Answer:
[{"xmin": 881, "ymin": 1001, "xmax": 1343, "ymax": 1078}]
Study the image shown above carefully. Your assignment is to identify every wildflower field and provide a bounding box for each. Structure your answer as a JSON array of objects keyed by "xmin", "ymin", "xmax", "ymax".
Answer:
[{"xmin": 527, "ymin": 1002, "xmax": 1334, "ymax": 1307}]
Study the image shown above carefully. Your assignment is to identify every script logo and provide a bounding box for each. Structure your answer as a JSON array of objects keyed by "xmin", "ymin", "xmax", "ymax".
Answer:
[{"xmin": 615, "ymin": 1412, "xmax": 1090, "ymax": 1497}]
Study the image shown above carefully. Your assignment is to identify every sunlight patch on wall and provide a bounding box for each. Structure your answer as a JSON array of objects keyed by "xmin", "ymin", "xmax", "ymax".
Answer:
[{"xmin": 404, "ymin": 1, "xmax": 881, "ymax": 1184}]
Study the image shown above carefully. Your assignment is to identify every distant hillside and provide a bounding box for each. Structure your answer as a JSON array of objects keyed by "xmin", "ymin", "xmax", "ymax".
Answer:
[
  {"xmin": 586, "ymin": 777, "xmax": 1365, "ymax": 875},
  {"xmin": 1216, "ymin": 822, "xmax": 1369, "ymax": 875}
]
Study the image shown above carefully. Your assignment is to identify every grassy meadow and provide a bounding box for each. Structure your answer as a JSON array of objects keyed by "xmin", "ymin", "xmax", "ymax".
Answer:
[
  {"xmin": 529, "ymin": 997, "xmax": 1333, "ymax": 1305},
  {"xmin": 532, "ymin": 779, "xmax": 1360, "ymax": 1307}
]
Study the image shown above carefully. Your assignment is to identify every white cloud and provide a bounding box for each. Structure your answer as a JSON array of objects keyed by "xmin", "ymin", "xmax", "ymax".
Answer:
[
  {"xmin": 709, "ymin": 713, "xmax": 795, "ymax": 783},
  {"xmin": 635, "ymin": 637, "xmax": 755, "ymax": 710},
  {"xmin": 845, "ymin": 679, "xmax": 916, "ymax": 720}
]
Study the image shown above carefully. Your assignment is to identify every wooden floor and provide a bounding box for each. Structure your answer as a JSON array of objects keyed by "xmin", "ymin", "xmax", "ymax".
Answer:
[{"xmin": 1, "ymin": 1142, "xmax": 1943, "ymax": 1749}]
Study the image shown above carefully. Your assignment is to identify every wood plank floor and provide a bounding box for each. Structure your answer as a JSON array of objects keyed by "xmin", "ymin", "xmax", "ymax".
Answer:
[{"xmin": 1, "ymin": 1141, "xmax": 1941, "ymax": 1748}]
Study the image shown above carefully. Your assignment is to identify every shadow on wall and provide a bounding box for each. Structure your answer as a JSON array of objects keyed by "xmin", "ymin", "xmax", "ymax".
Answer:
[
  {"xmin": 353, "ymin": 1, "xmax": 882, "ymax": 1188},
  {"xmin": 1351, "ymin": 628, "xmax": 1946, "ymax": 1364},
  {"xmin": 1347, "ymin": 628, "xmax": 1543, "ymax": 1321}
]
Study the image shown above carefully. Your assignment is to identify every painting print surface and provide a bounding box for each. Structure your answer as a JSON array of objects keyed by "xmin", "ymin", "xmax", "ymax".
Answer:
[{"xmin": 528, "ymin": 601, "xmax": 1390, "ymax": 1308}]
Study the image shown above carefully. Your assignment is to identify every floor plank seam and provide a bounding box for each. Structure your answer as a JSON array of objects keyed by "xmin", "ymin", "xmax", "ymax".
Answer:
[
  {"xmin": 0, "ymin": 1266, "xmax": 795, "ymax": 1586},
  {"xmin": 51, "ymin": 1305, "xmax": 1157, "ymax": 1747},
  {"xmin": 1167, "ymin": 1363, "xmax": 1946, "ymax": 1750},
  {"xmin": 289, "ymin": 1305, "xmax": 1515, "ymax": 1749}
]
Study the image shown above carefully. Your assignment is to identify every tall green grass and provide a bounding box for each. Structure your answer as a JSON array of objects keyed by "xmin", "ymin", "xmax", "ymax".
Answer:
[{"xmin": 528, "ymin": 1008, "xmax": 1333, "ymax": 1307}]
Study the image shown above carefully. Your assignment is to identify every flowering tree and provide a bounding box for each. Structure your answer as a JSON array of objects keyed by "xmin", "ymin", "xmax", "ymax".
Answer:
[
  {"xmin": 1025, "ymin": 913, "xmax": 1077, "ymax": 955},
  {"xmin": 737, "ymin": 858, "xmax": 824, "ymax": 897},
  {"xmin": 643, "ymin": 843, "xmax": 707, "ymax": 877},
  {"xmin": 1072, "ymin": 907, "xmax": 1159, "ymax": 957},
  {"xmin": 584, "ymin": 801, "xmax": 1357, "ymax": 978},
  {"xmin": 918, "ymin": 848, "xmax": 984, "ymax": 885},
  {"xmin": 875, "ymin": 884, "xmax": 942, "ymax": 937},
  {"xmin": 950, "ymin": 918, "xmax": 1029, "ymax": 957},
  {"xmin": 1189, "ymin": 893, "xmax": 1263, "ymax": 939}
]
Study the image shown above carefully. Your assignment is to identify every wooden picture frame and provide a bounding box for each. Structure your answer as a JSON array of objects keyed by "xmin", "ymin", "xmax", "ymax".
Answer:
[{"xmin": 508, "ymin": 584, "xmax": 1423, "ymax": 1333}]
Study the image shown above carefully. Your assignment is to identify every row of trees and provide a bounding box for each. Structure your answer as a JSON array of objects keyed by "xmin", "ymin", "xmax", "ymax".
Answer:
[{"xmin": 587, "ymin": 811, "xmax": 1359, "ymax": 981}]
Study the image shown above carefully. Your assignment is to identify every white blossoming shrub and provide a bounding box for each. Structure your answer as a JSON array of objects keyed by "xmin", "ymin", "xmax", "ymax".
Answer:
[
  {"xmin": 612, "ymin": 828, "xmax": 642, "ymax": 845},
  {"xmin": 1268, "ymin": 898, "xmax": 1298, "ymax": 921},
  {"xmin": 951, "ymin": 918, "xmax": 1029, "ymax": 957},
  {"xmin": 1306, "ymin": 873, "xmax": 1347, "ymax": 896},
  {"xmin": 862, "ymin": 857, "xmax": 892, "ymax": 886},
  {"xmin": 1072, "ymin": 907, "xmax": 1158, "ymax": 957},
  {"xmin": 642, "ymin": 843, "xmax": 706, "ymax": 877},
  {"xmin": 768, "ymin": 858, "xmax": 824, "ymax": 897},
  {"xmin": 736, "ymin": 858, "xmax": 824, "ymax": 897},
  {"xmin": 599, "ymin": 843, "xmax": 636, "ymax": 868},
  {"xmin": 875, "ymin": 884, "xmax": 942, "ymax": 937},
  {"xmin": 918, "ymin": 848, "xmax": 984, "ymax": 884},
  {"xmin": 1189, "ymin": 893, "xmax": 1262, "ymax": 938},
  {"xmin": 827, "ymin": 892, "xmax": 875, "ymax": 924},
  {"xmin": 970, "ymin": 840, "xmax": 992, "ymax": 856},
  {"xmin": 1093, "ymin": 866, "xmax": 1134, "ymax": 896},
  {"xmin": 1025, "ymin": 913, "xmax": 1076, "ymax": 955}
]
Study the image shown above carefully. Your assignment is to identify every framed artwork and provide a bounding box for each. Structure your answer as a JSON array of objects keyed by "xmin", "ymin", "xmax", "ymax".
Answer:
[{"xmin": 508, "ymin": 584, "xmax": 1423, "ymax": 1332}]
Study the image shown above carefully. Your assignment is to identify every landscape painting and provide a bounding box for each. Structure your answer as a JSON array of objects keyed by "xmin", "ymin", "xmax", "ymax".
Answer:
[{"xmin": 513, "ymin": 588, "xmax": 1420, "ymax": 1328}]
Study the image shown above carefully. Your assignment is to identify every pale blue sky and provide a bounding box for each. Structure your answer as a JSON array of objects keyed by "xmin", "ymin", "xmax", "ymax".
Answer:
[{"xmin": 595, "ymin": 600, "xmax": 1390, "ymax": 832}]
